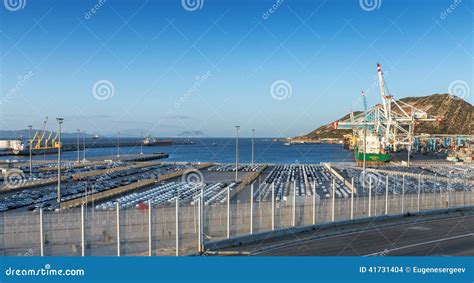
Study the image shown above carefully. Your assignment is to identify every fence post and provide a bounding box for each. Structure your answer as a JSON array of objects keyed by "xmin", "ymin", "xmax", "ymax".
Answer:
[
  {"xmin": 250, "ymin": 183, "xmax": 254, "ymax": 234},
  {"xmin": 227, "ymin": 186, "xmax": 230, "ymax": 239},
  {"xmin": 368, "ymin": 179, "xmax": 372, "ymax": 217},
  {"xmin": 401, "ymin": 175, "xmax": 405, "ymax": 214},
  {"xmin": 417, "ymin": 174, "xmax": 421, "ymax": 212},
  {"xmin": 313, "ymin": 180, "xmax": 317, "ymax": 224},
  {"xmin": 39, "ymin": 208, "xmax": 44, "ymax": 257},
  {"xmin": 175, "ymin": 196, "xmax": 179, "ymax": 256},
  {"xmin": 292, "ymin": 181, "xmax": 296, "ymax": 226},
  {"xmin": 331, "ymin": 179, "xmax": 335, "ymax": 222},
  {"xmin": 448, "ymin": 172, "xmax": 451, "ymax": 208},
  {"xmin": 148, "ymin": 200, "xmax": 152, "ymax": 256},
  {"xmin": 463, "ymin": 173, "xmax": 466, "ymax": 206},
  {"xmin": 115, "ymin": 202, "xmax": 120, "ymax": 256},
  {"xmin": 464, "ymin": 173, "xmax": 468, "ymax": 206},
  {"xmin": 433, "ymin": 174, "xmax": 437, "ymax": 210},
  {"xmin": 271, "ymin": 182, "xmax": 275, "ymax": 230},
  {"xmin": 197, "ymin": 196, "xmax": 202, "ymax": 253},
  {"xmin": 350, "ymin": 178, "xmax": 354, "ymax": 220},
  {"xmin": 81, "ymin": 204, "xmax": 85, "ymax": 256},
  {"xmin": 374, "ymin": 182, "xmax": 377, "ymax": 217},
  {"xmin": 200, "ymin": 187, "xmax": 204, "ymax": 252},
  {"xmin": 385, "ymin": 175, "xmax": 389, "ymax": 215}
]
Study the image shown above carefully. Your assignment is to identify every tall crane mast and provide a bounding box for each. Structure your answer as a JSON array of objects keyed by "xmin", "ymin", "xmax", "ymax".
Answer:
[
  {"xmin": 377, "ymin": 63, "xmax": 388, "ymax": 118},
  {"xmin": 34, "ymin": 117, "xmax": 48, "ymax": 149}
]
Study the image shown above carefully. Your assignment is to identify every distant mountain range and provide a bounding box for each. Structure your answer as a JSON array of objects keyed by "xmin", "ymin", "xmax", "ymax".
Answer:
[
  {"xmin": 0, "ymin": 130, "xmax": 95, "ymax": 140},
  {"xmin": 295, "ymin": 94, "xmax": 473, "ymax": 141},
  {"xmin": 0, "ymin": 128, "xmax": 208, "ymax": 139},
  {"xmin": 177, "ymin": 131, "xmax": 205, "ymax": 137}
]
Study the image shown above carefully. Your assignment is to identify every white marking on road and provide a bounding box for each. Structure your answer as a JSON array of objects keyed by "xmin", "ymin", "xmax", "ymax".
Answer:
[
  {"xmin": 251, "ymin": 215, "xmax": 474, "ymax": 255},
  {"xmin": 364, "ymin": 233, "xmax": 474, "ymax": 256}
]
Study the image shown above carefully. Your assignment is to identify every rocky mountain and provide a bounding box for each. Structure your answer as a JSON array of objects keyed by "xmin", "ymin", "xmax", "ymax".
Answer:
[{"xmin": 298, "ymin": 94, "xmax": 473, "ymax": 141}]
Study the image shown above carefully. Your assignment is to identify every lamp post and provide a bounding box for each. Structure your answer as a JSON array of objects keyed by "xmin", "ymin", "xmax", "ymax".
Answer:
[
  {"xmin": 76, "ymin": 129, "xmax": 80, "ymax": 163},
  {"xmin": 56, "ymin": 118, "xmax": 63, "ymax": 204},
  {"xmin": 83, "ymin": 131, "xmax": 86, "ymax": 162},
  {"xmin": 251, "ymin": 129, "xmax": 255, "ymax": 166},
  {"xmin": 235, "ymin": 126, "xmax": 240, "ymax": 181},
  {"xmin": 28, "ymin": 125, "xmax": 32, "ymax": 175},
  {"xmin": 117, "ymin": 131, "xmax": 120, "ymax": 158},
  {"xmin": 140, "ymin": 131, "xmax": 143, "ymax": 155},
  {"xmin": 362, "ymin": 91, "xmax": 367, "ymax": 175}
]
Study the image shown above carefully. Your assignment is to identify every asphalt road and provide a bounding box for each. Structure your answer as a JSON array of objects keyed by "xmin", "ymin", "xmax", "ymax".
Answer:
[{"xmin": 219, "ymin": 213, "xmax": 474, "ymax": 256}]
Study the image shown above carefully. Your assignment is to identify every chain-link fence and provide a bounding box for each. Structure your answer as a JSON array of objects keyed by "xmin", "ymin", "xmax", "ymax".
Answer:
[{"xmin": 1, "ymin": 176, "xmax": 472, "ymax": 256}]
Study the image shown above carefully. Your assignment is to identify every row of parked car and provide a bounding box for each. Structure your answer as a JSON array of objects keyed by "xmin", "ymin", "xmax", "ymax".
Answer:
[
  {"xmin": 208, "ymin": 164, "xmax": 263, "ymax": 172},
  {"xmin": 0, "ymin": 163, "xmax": 193, "ymax": 212}
]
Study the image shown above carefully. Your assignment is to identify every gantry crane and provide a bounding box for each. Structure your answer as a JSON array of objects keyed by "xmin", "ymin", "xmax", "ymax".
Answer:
[
  {"xmin": 33, "ymin": 117, "xmax": 48, "ymax": 149},
  {"xmin": 335, "ymin": 64, "xmax": 443, "ymax": 163},
  {"xmin": 30, "ymin": 117, "xmax": 61, "ymax": 150}
]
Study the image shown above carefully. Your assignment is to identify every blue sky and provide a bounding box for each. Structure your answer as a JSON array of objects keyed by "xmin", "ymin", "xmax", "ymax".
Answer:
[{"xmin": 0, "ymin": 0, "xmax": 472, "ymax": 137}]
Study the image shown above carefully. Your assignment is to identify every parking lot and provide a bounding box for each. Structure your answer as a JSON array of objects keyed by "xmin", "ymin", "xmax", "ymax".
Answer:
[
  {"xmin": 335, "ymin": 165, "xmax": 471, "ymax": 197},
  {"xmin": 1, "ymin": 161, "xmax": 472, "ymax": 215},
  {"xmin": 0, "ymin": 162, "xmax": 192, "ymax": 212}
]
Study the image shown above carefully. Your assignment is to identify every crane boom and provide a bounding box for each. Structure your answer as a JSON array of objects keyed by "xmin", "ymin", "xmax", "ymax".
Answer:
[{"xmin": 35, "ymin": 117, "xmax": 48, "ymax": 149}]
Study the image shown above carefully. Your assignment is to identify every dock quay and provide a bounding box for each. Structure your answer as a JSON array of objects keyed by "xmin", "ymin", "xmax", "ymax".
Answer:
[
  {"xmin": 12, "ymin": 141, "xmax": 144, "ymax": 156},
  {"xmin": 87, "ymin": 153, "xmax": 169, "ymax": 162}
]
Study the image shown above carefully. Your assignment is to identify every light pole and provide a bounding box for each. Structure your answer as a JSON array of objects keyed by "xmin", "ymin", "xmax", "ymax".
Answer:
[
  {"xmin": 83, "ymin": 131, "xmax": 86, "ymax": 162},
  {"xmin": 362, "ymin": 91, "xmax": 367, "ymax": 174},
  {"xmin": 117, "ymin": 131, "xmax": 120, "ymax": 158},
  {"xmin": 77, "ymin": 129, "xmax": 80, "ymax": 163},
  {"xmin": 28, "ymin": 125, "xmax": 32, "ymax": 175},
  {"xmin": 56, "ymin": 118, "xmax": 63, "ymax": 204},
  {"xmin": 140, "ymin": 131, "xmax": 143, "ymax": 155},
  {"xmin": 251, "ymin": 129, "xmax": 255, "ymax": 166},
  {"xmin": 235, "ymin": 125, "xmax": 240, "ymax": 181}
]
